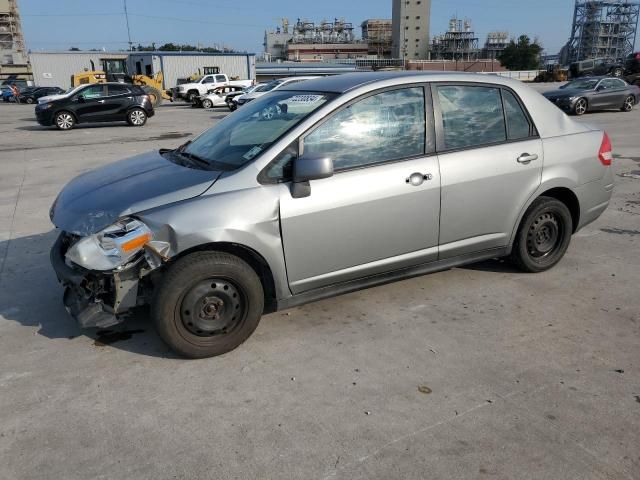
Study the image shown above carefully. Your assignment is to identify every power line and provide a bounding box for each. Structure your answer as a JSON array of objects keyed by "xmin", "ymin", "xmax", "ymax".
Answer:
[{"xmin": 124, "ymin": 0, "xmax": 133, "ymax": 51}]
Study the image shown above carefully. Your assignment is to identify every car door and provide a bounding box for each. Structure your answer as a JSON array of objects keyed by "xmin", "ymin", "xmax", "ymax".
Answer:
[
  {"xmin": 72, "ymin": 84, "xmax": 109, "ymax": 122},
  {"xmin": 433, "ymin": 83, "xmax": 543, "ymax": 258},
  {"xmin": 277, "ymin": 86, "xmax": 441, "ymax": 294},
  {"xmin": 600, "ymin": 78, "xmax": 628, "ymax": 108},
  {"xmin": 201, "ymin": 75, "xmax": 216, "ymax": 90},
  {"xmin": 103, "ymin": 84, "xmax": 135, "ymax": 120}
]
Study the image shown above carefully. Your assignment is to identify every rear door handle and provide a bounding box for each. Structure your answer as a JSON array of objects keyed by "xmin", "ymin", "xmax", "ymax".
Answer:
[{"xmin": 517, "ymin": 153, "xmax": 538, "ymax": 164}]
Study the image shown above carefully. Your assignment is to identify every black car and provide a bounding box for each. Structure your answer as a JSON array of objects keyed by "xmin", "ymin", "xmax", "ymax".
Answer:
[
  {"xmin": 19, "ymin": 86, "xmax": 65, "ymax": 104},
  {"xmin": 543, "ymin": 76, "xmax": 640, "ymax": 115},
  {"xmin": 569, "ymin": 57, "xmax": 625, "ymax": 78},
  {"xmin": 35, "ymin": 83, "xmax": 154, "ymax": 130}
]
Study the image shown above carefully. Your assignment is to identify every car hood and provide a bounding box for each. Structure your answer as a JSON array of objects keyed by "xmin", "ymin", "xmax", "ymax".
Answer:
[
  {"xmin": 544, "ymin": 88, "xmax": 591, "ymax": 98},
  {"xmin": 38, "ymin": 94, "xmax": 67, "ymax": 103},
  {"xmin": 50, "ymin": 150, "xmax": 222, "ymax": 236}
]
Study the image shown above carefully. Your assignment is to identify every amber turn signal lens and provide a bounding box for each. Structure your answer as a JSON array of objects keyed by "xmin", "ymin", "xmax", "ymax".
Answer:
[{"xmin": 120, "ymin": 232, "xmax": 152, "ymax": 253}]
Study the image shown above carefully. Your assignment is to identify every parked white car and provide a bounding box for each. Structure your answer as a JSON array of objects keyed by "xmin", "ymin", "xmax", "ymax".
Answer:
[
  {"xmin": 234, "ymin": 76, "xmax": 320, "ymax": 107},
  {"xmin": 193, "ymin": 85, "xmax": 247, "ymax": 109},
  {"xmin": 173, "ymin": 74, "xmax": 252, "ymax": 102}
]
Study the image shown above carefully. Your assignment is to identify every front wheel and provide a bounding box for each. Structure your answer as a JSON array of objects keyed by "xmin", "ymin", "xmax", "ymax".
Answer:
[
  {"xmin": 152, "ymin": 252, "xmax": 264, "ymax": 358},
  {"xmin": 127, "ymin": 108, "xmax": 147, "ymax": 126},
  {"xmin": 26, "ymin": 97, "xmax": 34, "ymax": 104},
  {"xmin": 228, "ymin": 101, "xmax": 237, "ymax": 111},
  {"xmin": 573, "ymin": 98, "xmax": 587, "ymax": 116},
  {"xmin": 621, "ymin": 95, "xmax": 635, "ymax": 112},
  {"xmin": 510, "ymin": 197, "xmax": 573, "ymax": 273},
  {"xmin": 612, "ymin": 67, "xmax": 624, "ymax": 77},
  {"xmin": 54, "ymin": 111, "xmax": 76, "ymax": 130},
  {"xmin": 202, "ymin": 98, "xmax": 213, "ymax": 109}
]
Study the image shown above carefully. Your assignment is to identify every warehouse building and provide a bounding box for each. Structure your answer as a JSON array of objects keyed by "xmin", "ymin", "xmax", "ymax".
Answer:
[{"xmin": 30, "ymin": 51, "xmax": 255, "ymax": 90}]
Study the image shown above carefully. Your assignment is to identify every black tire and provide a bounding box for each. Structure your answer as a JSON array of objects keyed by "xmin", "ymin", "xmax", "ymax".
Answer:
[
  {"xmin": 54, "ymin": 111, "xmax": 76, "ymax": 130},
  {"xmin": 126, "ymin": 108, "xmax": 147, "ymax": 126},
  {"xmin": 152, "ymin": 252, "xmax": 264, "ymax": 358},
  {"xmin": 202, "ymin": 98, "xmax": 213, "ymax": 109},
  {"xmin": 141, "ymin": 86, "xmax": 163, "ymax": 107},
  {"xmin": 187, "ymin": 90, "xmax": 199, "ymax": 103},
  {"xmin": 621, "ymin": 95, "xmax": 635, "ymax": 112},
  {"xmin": 25, "ymin": 97, "xmax": 34, "ymax": 104},
  {"xmin": 510, "ymin": 197, "xmax": 573, "ymax": 273},
  {"xmin": 228, "ymin": 101, "xmax": 237, "ymax": 111},
  {"xmin": 573, "ymin": 98, "xmax": 587, "ymax": 116}
]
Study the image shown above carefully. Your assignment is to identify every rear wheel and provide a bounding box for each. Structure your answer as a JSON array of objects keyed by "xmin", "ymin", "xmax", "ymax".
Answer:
[
  {"xmin": 152, "ymin": 252, "xmax": 264, "ymax": 358},
  {"xmin": 510, "ymin": 197, "xmax": 573, "ymax": 273},
  {"xmin": 622, "ymin": 95, "xmax": 635, "ymax": 112},
  {"xmin": 54, "ymin": 111, "xmax": 75, "ymax": 130},
  {"xmin": 187, "ymin": 91, "xmax": 199, "ymax": 103},
  {"xmin": 228, "ymin": 100, "xmax": 237, "ymax": 111},
  {"xmin": 573, "ymin": 98, "xmax": 587, "ymax": 115},
  {"xmin": 25, "ymin": 97, "xmax": 34, "ymax": 104},
  {"xmin": 611, "ymin": 67, "xmax": 624, "ymax": 77},
  {"xmin": 127, "ymin": 108, "xmax": 147, "ymax": 126}
]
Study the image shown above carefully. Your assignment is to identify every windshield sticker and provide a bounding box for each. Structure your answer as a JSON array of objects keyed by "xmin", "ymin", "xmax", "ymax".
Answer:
[
  {"xmin": 243, "ymin": 146, "xmax": 263, "ymax": 160},
  {"xmin": 288, "ymin": 94, "xmax": 324, "ymax": 104}
]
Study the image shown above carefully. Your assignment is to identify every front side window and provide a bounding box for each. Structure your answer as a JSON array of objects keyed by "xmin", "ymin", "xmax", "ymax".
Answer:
[
  {"xmin": 201, "ymin": 76, "xmax": 215, "ymax": 83},
  {"xmin": 79, "ymin": 85, "xmax": 106, "ymax": 99},
  {"xmin": 303, "ymin": 87, "xmax": 426, "ymax": 171},
  {"xmin": 182, "ymin": 91, "xmax": 334, "ymax": 171},
  {"xmin": 502, "ymin": 90, "xmax": 531, "ymax": 140},
  {"xmin": 436, "ymin": 85, "xmax": 505, "ymax": 150}
]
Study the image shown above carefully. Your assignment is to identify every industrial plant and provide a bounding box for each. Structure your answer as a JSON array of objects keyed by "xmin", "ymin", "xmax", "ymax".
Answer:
[
  {"xmin": 0, "ymin": 0, "xmax": 27, "ymax": 76},
  {"xmin": 565, "ymin": 0, "xmax": 639, "ymax": 63}
]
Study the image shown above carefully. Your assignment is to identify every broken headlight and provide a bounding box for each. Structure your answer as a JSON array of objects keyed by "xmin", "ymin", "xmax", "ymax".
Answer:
[{"xmin": 65, "ymin": 218, "xmax": 152, "ymax": 271}]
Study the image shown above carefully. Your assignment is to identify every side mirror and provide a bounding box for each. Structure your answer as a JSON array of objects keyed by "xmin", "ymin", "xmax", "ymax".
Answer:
[
  {"xmin": 596, "ymin": 85, "xmax": 605, "ymax": 91},
  {"xmin": 291, "ymin": 155, "xmax": 333, "ymax": 198},
  {"xmin": 77, "ymin": 94, "xmax": 85, "ymax": 102}
]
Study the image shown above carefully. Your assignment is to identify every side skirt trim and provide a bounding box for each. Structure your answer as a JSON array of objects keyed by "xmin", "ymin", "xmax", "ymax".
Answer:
[{"xmin": 276, "ymin": 247, "xmax": 509, "ymax": 311}]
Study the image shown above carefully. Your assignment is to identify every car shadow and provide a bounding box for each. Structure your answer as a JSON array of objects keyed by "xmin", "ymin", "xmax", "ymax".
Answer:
[
  {"xmin": 16, "ymin": 122, "xmax": 134, "ymax": 131},
  {"xmin": 0, "ymin": 230, "xmax": 178, "ymax": 358},
  {"xmin": 459, "ymin": 257, "xmax": 522, "ymax": 274}
]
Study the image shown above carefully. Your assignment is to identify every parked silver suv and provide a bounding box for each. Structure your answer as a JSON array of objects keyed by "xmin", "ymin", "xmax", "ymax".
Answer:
[{"xmin": 50, "ymin": 72, "xmax": 614, "ymax": 358}]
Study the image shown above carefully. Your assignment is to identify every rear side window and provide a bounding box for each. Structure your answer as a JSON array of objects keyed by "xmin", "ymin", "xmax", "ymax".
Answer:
[
  {"xmin": 303, "ymin": 87, "xmax": 426, "ymax": 171},
  {"xmin": 436, "ymin": 85, "xmax": 506, "ymax": 150},
  {"xmin": 107, "ymin": 84, "xmax": 130, "ymax": 96},
  {"xmin": 215, "ymin": 75, "xmax": 227, "ymax": 83},
  {"xmin": 502, "ymin": 90, "xmax": 531, "ymax": 140}
]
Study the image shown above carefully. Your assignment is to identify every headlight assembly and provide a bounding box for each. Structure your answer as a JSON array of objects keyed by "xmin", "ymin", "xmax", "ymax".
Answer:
[{"xmin": 65, "ymin": 218, "xmax": 152, "ymax": 271}]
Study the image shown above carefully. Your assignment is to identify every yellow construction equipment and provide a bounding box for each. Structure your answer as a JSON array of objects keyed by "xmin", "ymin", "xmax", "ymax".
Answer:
[
  {"xmin": 533, "ymin": 64, "xmax": 569, "ymax": 83},
  {"xmin": 71, "ymin": 59, "xmax": 170, "ymax": 107}
]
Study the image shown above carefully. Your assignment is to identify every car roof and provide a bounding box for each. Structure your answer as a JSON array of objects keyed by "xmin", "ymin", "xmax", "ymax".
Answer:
[{"xmin": 278, "ymin": 71, "xmax": 529, "ymax": 93}]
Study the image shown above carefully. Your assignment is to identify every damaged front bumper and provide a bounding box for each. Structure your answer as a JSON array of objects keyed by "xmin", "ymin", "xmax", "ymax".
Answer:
[{"xmin": 50, "ymin": 232, "xmax": 144, "ymax": 329}]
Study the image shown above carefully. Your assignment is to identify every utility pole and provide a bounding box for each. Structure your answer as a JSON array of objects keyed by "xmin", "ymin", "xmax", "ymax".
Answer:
[{"xmin": 124, "ymin": 0, "xmax": 133, "ymax": 51}]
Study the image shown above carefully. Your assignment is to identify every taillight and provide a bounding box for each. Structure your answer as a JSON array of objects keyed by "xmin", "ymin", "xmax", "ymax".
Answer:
[
  {"xmin": 635, "ymin": 53, "xmax": 640, "ymax": 60},
  {"xmin": 598, "ymin": 132, "xmax": 612, "ymax": 166}
]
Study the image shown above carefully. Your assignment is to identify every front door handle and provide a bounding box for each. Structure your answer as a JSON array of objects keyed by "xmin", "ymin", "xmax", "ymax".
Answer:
[
  {"xmin": 406, "ymin": 172, "xmax": 433, "ymax": 186},
  {"xmin": 517, "ymin": 153, "xmax": 539, "ymax": 164},
  {"xmin": 97, "ymin": 99, "xmax": 106, "ymax": 103}
]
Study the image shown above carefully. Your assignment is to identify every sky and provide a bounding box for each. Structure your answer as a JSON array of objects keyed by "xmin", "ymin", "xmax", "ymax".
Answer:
[{"xmin": 18, "ymin": 0, "xmax": 638, "ymax": 55}]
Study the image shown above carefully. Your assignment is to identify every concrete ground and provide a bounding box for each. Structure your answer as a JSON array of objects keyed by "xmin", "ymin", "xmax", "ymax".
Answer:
[{"xmin": 0, "ymin": 89, "xmax": 639, "ymax": 480}]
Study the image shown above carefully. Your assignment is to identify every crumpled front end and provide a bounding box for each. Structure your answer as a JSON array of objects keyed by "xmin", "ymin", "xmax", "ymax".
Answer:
[{"xmin": 50, "ymin": 227, "xmax": 167, "ymax": 329}]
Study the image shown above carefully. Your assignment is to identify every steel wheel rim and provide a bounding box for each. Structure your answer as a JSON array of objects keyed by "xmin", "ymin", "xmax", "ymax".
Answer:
[
  {"xmin": 57, "ymin": 113, "xmax": 73, "ymax": 129},
  {"xmin": 575, "ymin": 100, "xmax": 586, "ymax": 115},
  {"xmin": 180, "ymin": 279, "xmax": 246, "ymax": 337},
  {"xmin": 527, "ymin": 212, "xmax": 562, "ymax": 259},
  {"xmin": 130, "ymin": 110, "xmax": 145, "ymax": 125},
  {"xmin": 624, "ymin": 97, "xmax": 634, "ymax": 111}
]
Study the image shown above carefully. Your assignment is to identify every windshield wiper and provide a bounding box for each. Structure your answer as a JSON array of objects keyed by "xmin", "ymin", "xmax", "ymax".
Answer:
[{"xmin": 180, "ymin": 150, "xmax": 212, "ymax": 169}]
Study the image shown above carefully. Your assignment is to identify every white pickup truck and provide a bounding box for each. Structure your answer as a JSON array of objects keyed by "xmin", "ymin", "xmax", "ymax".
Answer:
[{"xmin": 172, "ymin": 74, "xmax": 253, "ymax": 102}]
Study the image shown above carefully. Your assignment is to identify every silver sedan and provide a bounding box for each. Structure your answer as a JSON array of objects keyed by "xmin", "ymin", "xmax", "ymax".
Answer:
[{"xmin": 50, "ymin": 72, "xmax": 614, "ymax": 358}]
